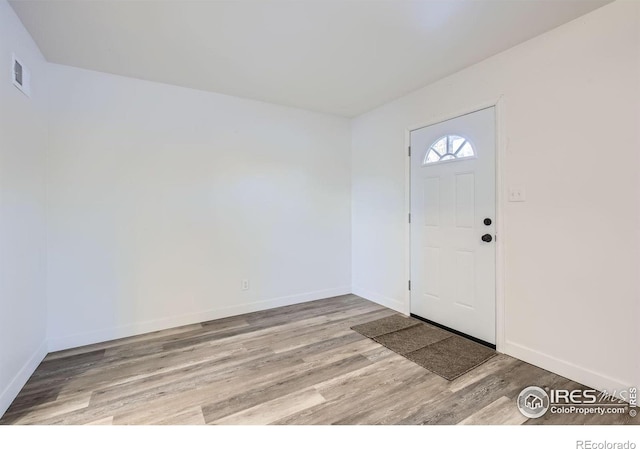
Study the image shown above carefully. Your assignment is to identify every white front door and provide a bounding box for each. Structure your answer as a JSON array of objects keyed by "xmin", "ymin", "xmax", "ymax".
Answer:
[{"xmin": 410, "ymin": 107, "xmax": 496, "ymax": 344}]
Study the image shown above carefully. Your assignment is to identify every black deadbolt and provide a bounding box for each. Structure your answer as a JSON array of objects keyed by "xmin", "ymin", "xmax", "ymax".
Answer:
[
  {"xmin": 481, "ymin": 233, "xmax": 493, "ymax": 243},
  {"xmin": 483, "ymin": 218, "xmax": 492, "ymax": 226}
]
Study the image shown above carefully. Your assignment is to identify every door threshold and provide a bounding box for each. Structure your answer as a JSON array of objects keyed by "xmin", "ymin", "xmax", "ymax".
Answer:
[{"xmin": 410, "ymin": 313, "xmax": 496, "ymax": 350}]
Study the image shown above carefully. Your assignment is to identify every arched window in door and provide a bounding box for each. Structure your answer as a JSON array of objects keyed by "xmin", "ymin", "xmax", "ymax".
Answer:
[{"xmin": 423, "ymin": 135, "xmax": 475, "ymax": 165}]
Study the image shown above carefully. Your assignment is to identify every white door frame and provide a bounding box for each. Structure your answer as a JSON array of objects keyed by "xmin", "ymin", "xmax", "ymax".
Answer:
[{"xmin": 403, "ymin": 97, "xmax": 506, "ymax": 353}]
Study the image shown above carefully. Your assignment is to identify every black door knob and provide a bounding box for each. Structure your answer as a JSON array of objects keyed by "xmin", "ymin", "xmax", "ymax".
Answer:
[
  {"xmin": 481, "ymin": 233, "xmax": 493, "ymax": 243},
  {"xmin": 483, "ymin": 218, "xmax": 492, "ymax": 226}
]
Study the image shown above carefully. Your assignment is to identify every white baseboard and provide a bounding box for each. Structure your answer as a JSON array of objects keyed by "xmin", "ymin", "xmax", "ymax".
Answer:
[
  {"xmin": 47, "ymin": 286, "xmax": 352, "ymax": 352},
  {"xmin": 504, "ymin": 340, "xmax": 633, "ymax": 400},
  {"xmin": 352, "ymin": 285, "xmax": 406, "ymax": 314},
  {"xmin": 0, "ymin": 340, "xmax": 48, "ymax": 418}
]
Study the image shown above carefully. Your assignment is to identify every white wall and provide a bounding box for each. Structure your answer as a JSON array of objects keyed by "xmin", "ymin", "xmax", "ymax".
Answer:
[
  {"xmin": 352, "ymin": 0, "xmax": 640, "ymax": 394},
  {"xmin": 0, "ymin": 0, "xmax": 48, "ymax": 416},
  {"xmin": 46, "ymin": 65, "xmax": 351, "ymax": 351}
]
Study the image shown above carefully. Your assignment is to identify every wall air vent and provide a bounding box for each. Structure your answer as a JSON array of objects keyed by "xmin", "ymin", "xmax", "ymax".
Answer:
[{"xmin": 11, "ymin": 53, "xmax": 30, "ymax": 97}]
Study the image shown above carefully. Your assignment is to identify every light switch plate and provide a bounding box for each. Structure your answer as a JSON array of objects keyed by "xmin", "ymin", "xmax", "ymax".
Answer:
[{"xmin": 508, "ymin": 188, "xmax": 526, "ymax": 202}]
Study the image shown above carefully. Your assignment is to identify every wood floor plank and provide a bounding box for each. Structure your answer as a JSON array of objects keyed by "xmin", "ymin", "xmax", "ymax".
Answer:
[
  {"xmin": 85, "ymin": 416, "xmax": 114, "ymax": 425},
  {"xmin": 3, "ymin": 392, "xmax": 92, "ymax": 425},
  {"xmin": 119, "ymin": 406, "xmax": 206, "ymax": 426},
  {"xmin": 58, "ymin": 338, "xmax": 370, "ymax": 424},
  {"xmin": 45, "ymin": 324, "xmax": 204, "ymax": 361},
  {"xmin": 301, "ymin": 339, "xmax": 379, "ymax": 364},
  {"xmin": 458, "ymin": 396, "xmax": 527, "ymax": 425},
  {"xmin": 329, "ymin": 367, "xmax": 447, "ymax": 425},
  {"xmin": 16, "ymin": 341, "xmax": 251, "ymax": 401},
  {"xmin": 447, "ymin": 354, "xmax": 517, "ymax": 393},
  {"xmin": 201, "ymin": 354, "xmax": 373, "ymax": 423},
  {"xmin": 213, "ymin": 389, "xmax": 326, "ymax": 425},
  {"xmin": 0, "ymin": 294, "xmax": 634, "ymax": 426},
  {"xmin": 394, "ymin": 360, "xmax": 564, "ymax": 425},
  {"xmin": 279, "ymin": 360, "xmax": 443, "ymax": 425}
]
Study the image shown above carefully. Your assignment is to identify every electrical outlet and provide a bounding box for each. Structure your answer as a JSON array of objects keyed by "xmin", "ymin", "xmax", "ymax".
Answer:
[
  {"xmin": 241, "ymin": 279, "xmax": 250, "ymax": 291},
  {"xmin": 508, "ymin": 187, "xmax": 526, "ymax": 202}
]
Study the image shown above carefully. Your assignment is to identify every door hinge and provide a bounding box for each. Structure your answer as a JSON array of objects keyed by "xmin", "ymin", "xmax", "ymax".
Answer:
[
  {"xmin": 408, "ymin": 146, "xmax": 411, "ymax": 157},
  {"xmin": 408, "ymin": 213, "xmax": 411, "ymax": 223},
  {"xmin": 408, "ymin": 280, "xmax": 411, "ymax": 291}
]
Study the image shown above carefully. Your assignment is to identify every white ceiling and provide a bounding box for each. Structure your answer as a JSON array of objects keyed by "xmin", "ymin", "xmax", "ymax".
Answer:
[{"xmin": 10, "ymin": 0, "xmax": 611, "ymax": 117}]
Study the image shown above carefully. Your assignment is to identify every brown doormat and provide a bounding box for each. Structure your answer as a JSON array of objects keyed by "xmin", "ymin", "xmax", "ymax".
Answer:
[{"xmin": 351, "ymin": 314, "xmax": 497, "ymax": 381}]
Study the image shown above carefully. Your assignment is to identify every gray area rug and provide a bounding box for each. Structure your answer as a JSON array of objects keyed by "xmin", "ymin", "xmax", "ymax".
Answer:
[{"xmin": 351, "ymin": 315, "xmax": 497, "ymax": 381}]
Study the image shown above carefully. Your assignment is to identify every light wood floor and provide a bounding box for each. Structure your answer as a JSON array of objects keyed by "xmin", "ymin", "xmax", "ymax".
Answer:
[{"xmin": 0, "ymin": 295, "xmax": 634, "ymax": 425}]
